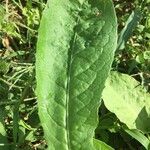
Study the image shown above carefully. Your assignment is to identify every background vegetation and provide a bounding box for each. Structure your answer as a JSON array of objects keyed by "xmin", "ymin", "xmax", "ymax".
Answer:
[{"xmin": 0, "ymin": 0, "xmax": 149, "ymax": 149}]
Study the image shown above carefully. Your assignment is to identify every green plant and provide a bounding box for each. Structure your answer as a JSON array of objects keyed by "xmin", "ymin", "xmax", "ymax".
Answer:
[
  {"xmin": 0, "ymin": 0, "xmax": 149, "ymax": 149},
  {"xmin": 36, "ymin": 0, "xmax": 117, "ymax": 149}
]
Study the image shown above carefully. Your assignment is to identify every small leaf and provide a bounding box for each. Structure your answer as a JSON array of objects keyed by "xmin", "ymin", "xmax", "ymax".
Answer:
[
  {"xmin": 117, "ymin": 9, "xmax": 141, "ymax": 51},
  {"xmin": 0, "ymin": 59, "xmax": 10, "ymax": 75},
  {"xmin": 0, "ymin": 109, "xmax": 8, "ymax": 150},
  {"xmin": 143, "ymin": 51, "xmax": 150, "ymax": 60},
  {"xmin": 136, "ymin": 53, "xmax": 145, "ymax": 64},
  {"xmin": 98, "ymin": 113, "xmax": 118, "ymax": 130}
]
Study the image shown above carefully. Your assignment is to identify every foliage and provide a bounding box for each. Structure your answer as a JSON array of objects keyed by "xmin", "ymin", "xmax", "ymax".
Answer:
[
  {"xmin": 103, "ymin": 71, "xmax": 150, "ymax": 133},
  {"xmin": 36, "ymin": 0, "xmax": 117, "ymax": 149},
  {"xmin": 0, "ymin": 0, "xmax": 149, "ymax": 149}
]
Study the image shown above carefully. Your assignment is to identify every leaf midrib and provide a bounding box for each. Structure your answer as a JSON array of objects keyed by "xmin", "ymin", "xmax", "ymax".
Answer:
[{"xmin": 66, "ymin": 16, "xmax": 80, "ymax": 149}]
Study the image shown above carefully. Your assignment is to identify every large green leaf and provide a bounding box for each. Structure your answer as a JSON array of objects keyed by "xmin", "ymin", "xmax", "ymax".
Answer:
[
  {"xmin": 103, "ymin": 72, "xmax": 150, "ymax": 133},
  {"xmin": 36, "ymin": 0, "xmax": 117, "ymax": 149}
]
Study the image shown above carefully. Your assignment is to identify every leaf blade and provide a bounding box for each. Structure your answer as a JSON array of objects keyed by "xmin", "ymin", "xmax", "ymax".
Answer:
[
  {"xmin": 36, "ymin": 0, "xmax": 117, "ymax": 149},
  {"xmin": 124, "ymin": 128, "xmax": 150, "ymax": 150},
  {"xmin": 116, "ymin": 9, "xmax": 141, "ymax": 51},
  {"xmin": 103, "ymin": 72, "xmax": 150, "ymax": 133}
]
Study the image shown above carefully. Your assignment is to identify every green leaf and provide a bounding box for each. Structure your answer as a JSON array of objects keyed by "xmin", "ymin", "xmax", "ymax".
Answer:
[
  {"xmin": 0, "ymin": 59, "xmax": 10, "ymax": 75},
  {"xmin": 97, "ymin": 113, "xmax": 118, "ymax": 131},
  {"xmin": 103, "ymin": 72, "xmax": 150, "ymax": 133},
  {"xmin": 143, "ymin": 51, "xmax": 150, "ymax": 60},
  {"xmin": 36, "ymin": 0, "xmax": 117, "ymax": 149},
  {"xmin": 116, "ymin": 9, "xmax": 141, "ymax": 51},
  {"xmin": 0, "ymin": 109, "xmax": 8, "ymax": 150},
  {"xmin": 94, "ymin": 139, "xmax": 114, "ymax": 150},
  {"xmin": 124, "ymin": 128, "xmax": 150, "ymax": 150}
]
